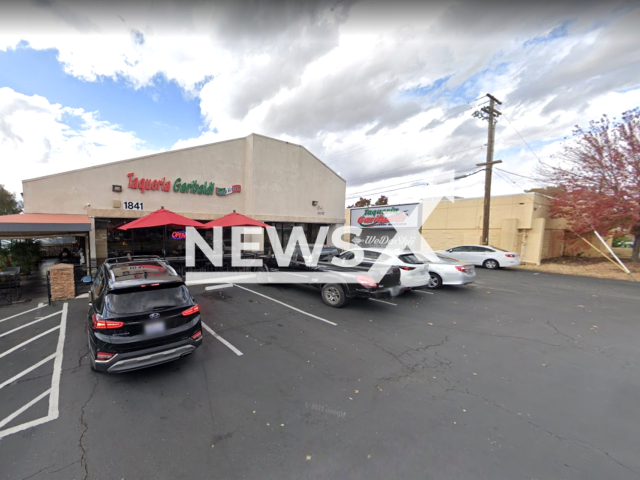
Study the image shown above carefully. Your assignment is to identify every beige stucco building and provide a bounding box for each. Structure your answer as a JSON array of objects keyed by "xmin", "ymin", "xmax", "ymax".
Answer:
[
  {"xmin": 345, "ymin": 193, "xmax": 605, "ymax": 265},
  {"xmin": 22, "ymin": 134, "xmax": 346, "ymax": 265}
]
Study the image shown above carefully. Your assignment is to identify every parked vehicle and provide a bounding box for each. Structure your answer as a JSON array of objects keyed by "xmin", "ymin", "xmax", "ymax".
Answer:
[
  {"xmin": 337, "ymin": 247, "xmax": 430, "ymax": 290},
  {"xmin": 83, "ymin": 256, "xmax": 202, "ymax": 373},
  {"xmin": 415, "ymin": 252, "xmax": 476, "ymax": 289},
  {"xmin": 319, "ymin": 245, "xmax": 340, "ymax": 261},
  {"xmin": 261, "ymin": 248, "xmax": 404, "ymax": 308},
  {"xmin": 436, "ymin": 245, "xmax": 520, "ymax": 269}
]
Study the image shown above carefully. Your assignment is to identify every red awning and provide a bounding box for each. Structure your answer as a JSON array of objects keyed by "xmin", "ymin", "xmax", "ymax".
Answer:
[
  {"xmin": 201, "ymin": 212, "xmax": 270, "ymax": 228},
  {"xmin": 118, "ymin": 208, "xmax": 205, "ymax": 230}
]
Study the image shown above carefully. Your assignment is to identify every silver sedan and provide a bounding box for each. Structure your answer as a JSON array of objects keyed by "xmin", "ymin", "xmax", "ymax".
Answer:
[{"xmin": 416, "ymin": 252, "xmax": 476, "ymax": 289}]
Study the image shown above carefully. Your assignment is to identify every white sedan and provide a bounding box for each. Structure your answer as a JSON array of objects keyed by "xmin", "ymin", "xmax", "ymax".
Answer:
[
  {"xmin": 338, "ymin": 247, "xmax": 431, "ymax": 290},
  {"xmin": 415, "ymin": 252, "xmax": 476, "ymax": 289},
  {"xmin": 436, "ymin": 245, "xmax": 520, "ymax": 269}
]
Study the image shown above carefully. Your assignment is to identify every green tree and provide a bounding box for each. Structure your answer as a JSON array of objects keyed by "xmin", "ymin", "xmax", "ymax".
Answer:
[
  {"xmin": 347, "ymin": 197, "xmax": 372, "ymax": 208},
  {"xmin": 0, "ymin": 184, "xmax": 22, "ymax": 215},
  {"xmin": 374, "ymin": 195, "xmax": 389, "ymax": 205}
]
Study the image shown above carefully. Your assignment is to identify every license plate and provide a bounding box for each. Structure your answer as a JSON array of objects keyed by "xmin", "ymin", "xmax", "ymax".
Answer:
[{"xmin": 144, "ymin": 320, "xmax": 166, "ymax": 335}]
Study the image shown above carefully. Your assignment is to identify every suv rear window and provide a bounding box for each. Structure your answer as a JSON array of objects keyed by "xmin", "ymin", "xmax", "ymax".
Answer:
[
  {"xmin": 398, "ymin": 254, "xmax": 424, "ymax": 264},
  {"xmin": 105, "ymin": 284, "xmax": 190, "ymax": 315}
]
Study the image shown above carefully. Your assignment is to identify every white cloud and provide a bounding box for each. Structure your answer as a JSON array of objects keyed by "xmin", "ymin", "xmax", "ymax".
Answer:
[
  {"xmin": 1, "ymin": 0, "xmax": 640, "ymax": 207},
  {"xmin": 0, "ymin": 87, "xmax": 158, "ymax": 195}
]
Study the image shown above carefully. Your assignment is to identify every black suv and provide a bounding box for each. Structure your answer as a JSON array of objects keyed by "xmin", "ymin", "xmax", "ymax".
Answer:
[{"xmin": 84, "ymin": 256, "xmax": 202, "ymax": 373}]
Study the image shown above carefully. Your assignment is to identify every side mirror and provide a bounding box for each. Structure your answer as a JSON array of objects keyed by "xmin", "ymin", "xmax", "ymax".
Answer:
[{"xmin": 81, "ymin": 275, "xmax": 92, "ymax": 283}]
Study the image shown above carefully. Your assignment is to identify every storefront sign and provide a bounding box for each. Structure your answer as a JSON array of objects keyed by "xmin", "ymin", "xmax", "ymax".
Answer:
[
  {"xmin": 216, "ymin": 185, "xmax": 242, "ymax": 196},
  {"xmin": 126, "ymin": 173, "xmax": 241, "ymax": 197},
  {"xmin": 171, "ymin": 231, "xmax": 186, "ymax": 240},
  {"xmin": 350, "ymin": 203, "xmax": 420, "ymax": 229},
  {"xmin": 173, "ymin": 178, "xmax": 215, "ymax": 195}
]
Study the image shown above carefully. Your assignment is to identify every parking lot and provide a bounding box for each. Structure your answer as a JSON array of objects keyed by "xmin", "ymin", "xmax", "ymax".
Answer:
[{"xmin": 1, "ymin": 268, "xmax": 640, "ymax": 479}]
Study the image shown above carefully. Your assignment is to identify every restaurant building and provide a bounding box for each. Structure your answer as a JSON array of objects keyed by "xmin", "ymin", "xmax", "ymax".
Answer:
[{"xmin": 21, "ymin": 134, "xmax": 346, "ymax": 266}]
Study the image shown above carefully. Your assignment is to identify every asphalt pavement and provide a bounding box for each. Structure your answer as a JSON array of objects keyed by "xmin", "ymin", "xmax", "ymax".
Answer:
[{"xmin": 1, "ymin": 268, "xmax": 639, "ymax": 480}]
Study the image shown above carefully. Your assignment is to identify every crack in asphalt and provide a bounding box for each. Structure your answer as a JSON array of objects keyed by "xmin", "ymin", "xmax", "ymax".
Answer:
[
  {"xmin": 452, "ymin": 387, "xmax": 640, "ymax": 477},
  {"xmin": 79, "ymin": 373, "xmax": 99, "ymax": 480},
  {"xmin": 20, "ymin": 459, "xmax": 79, "ymax": 480},
  {"xmin": 378, "ymin": 336, "xmax": 452, "ymax": 383},
  {"xmin": 544, "ymin": 319, "xmax": 579, "ymax": 344}
]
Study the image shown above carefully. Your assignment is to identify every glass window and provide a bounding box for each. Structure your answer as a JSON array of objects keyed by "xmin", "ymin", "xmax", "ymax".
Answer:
[
  {"xmin": 364, "ymin": 250, "xmax": 381, "ymax": 260},
  {"xmin": 105, "ymin": 284, "xmax": 190, "ymax": 315},
  {"xmin": 450, "ymin": 246, "xmax": 470, "ymax": 252},
  {"xmin": 338, "ymin": 251, "xmax": 354, "ymax": 260},
  {"xmin": 398, "ymin": 253, "xmax": 424, "ymax": 264}
]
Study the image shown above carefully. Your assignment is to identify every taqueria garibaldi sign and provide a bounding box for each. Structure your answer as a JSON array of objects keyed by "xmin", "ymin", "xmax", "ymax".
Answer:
[{"xmin": 126, "ymin": 173, "xmax": 241, "ymax": 196}]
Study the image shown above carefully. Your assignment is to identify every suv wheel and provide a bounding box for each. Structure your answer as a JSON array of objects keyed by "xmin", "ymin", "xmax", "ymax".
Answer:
[
  {"xmin": 483, "ymin": 259, "xmax": 499, "ymax": 269},
  {"xmin": 321, "ymin": 284, "xmax": 348, "ymax": 308}
]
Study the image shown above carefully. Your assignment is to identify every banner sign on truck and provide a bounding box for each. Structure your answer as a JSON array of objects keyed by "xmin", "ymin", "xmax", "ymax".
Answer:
[{"xmin": 349, "ymin": 203, "xmax": 421, "ymax": 229}]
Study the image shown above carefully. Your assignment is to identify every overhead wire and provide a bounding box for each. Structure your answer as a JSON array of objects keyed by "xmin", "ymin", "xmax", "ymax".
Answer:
[
  {"xmin": 501, "ymin": 112, "xmax": 547, "ymax": 166},
  {"xmin": 323, "ymin": 96, "xmax": 487, "ymax": 163},
  {"xmin": 346, "ymin": 165, "xmax": 480, "ymax": 198},
  {"xmin": 346, "ymin": 168, "xmax": 486, "ymax": 199},
  {"xmin": 346, "ymin": 144, "xmax": 486, "ymax": 184}
]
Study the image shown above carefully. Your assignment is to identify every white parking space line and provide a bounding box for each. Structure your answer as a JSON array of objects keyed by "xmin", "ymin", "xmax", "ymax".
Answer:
[
  {"xmin": 0, "ymin": 303, "xmax": 68, "ymax": 440},
  {"xmin": 0, "ymin": 310, "xmax": 62, "ymax": 339},
  {"xmin": 48, "ymin": 302, "xmax": 67, "ymax": 419},
  {"xmin": 234, "ymin": 285, "xmax": 337, "ymax": 326},
  {"xmin": 0, "ymin": 304, "xmax": 46, "ymax": 324},
  {"xmin": 370, "ymin": 298, "xmax": 397, "ymax": 306},
  {"xmin": 0, "ymin": 389, "xmax": 51, "ymax": 431},
  {"xmin": 202, "ymin": 322, "xmax": 244, "ymax": 356},
  {"xmin": 0, "ymin": 326, "xmax": 60, "ymax": 360},
  {"xmin": 205, "ymin": 283, "xmax": 234, "ymax": 291},
  {"xmin": 414, "ymin": 290, "xmax": 434, "ymax": 295},
  {"xmin": 0, "ymin": 353, "xmax": 56, "ymax": 391},
  {"xmin": 38, "ymin": 303, "xmax": 46, "ymax": 308}
]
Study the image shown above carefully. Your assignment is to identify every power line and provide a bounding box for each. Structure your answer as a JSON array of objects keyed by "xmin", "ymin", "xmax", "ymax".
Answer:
[
  {"xmin": 495, "ymin": 167, "xmax": 541, "ymax": 182},
  {"xmin": 346, "ymin": 165, "xmax": 480, "ymax": 198},
  {"xmin": 323, "ymin": 97, "xmax": 487, "ymax": 163},
  {"xmin": 494, "ymin": 170, "xmax": 524, "ymax": 191},
  {"xmin": 346, "ymin": 168, "xmax": 486, "ymax": 199},
  {"xmin": 501, "ymin": 113, "xmax": 547, "ymax": 166},
  {"xmin": 346, "ymin": 144, "xmax": 486, "ymax": 184}
]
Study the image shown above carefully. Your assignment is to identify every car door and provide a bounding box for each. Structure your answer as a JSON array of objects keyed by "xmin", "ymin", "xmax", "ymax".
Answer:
[
  {"xmin": 447, "ymin": 246, "xmax": 472, "ymax": 262},
  {"xmin": 471, "ymin": 246, "xmax": 494, "ymax": 265}
]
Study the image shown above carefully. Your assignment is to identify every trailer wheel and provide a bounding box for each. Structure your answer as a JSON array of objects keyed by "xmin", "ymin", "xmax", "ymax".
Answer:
[{"xmin": 321, "ymin": 283, "xmax": 349, "ymax": 308}]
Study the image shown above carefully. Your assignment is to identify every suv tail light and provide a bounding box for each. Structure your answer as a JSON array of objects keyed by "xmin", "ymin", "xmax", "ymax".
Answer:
[
  {"xmin": 96, "ymin": 351, "xmax": 115, "ymax": 361},
  {"xmin": 182, "ymin": 304, "xmax": 200, "ymax": 316},
  {"xmin": 357, "ymin": 275, "xmax": 377, "ymax": 289},
  {"xmin": 455, "ymin": 265, "xmax": 467, "ymax": 273},
  {"xmin": 399, "ymin": 266, "xmax": 416, "ymax": 271},
  {"xmin": 92, "ymin": 314, "xmax": 124, "ymax": 330},
  {"xmin": 190, "ymin": 330, "xmax": 203, "ymax": 341},
  {"xmin": 505, "ymin": 254, "xmax": 516, "ymax": 258}
]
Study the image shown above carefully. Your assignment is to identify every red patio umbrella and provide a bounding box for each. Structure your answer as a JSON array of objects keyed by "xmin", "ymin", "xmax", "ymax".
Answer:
[
  {"xmin": 118, "ymin": 207, "xmax": 205, "ymax": 230},
  {"xmin": 201, "ymin": 212, "xmax": 270, "ymax": 228},
  {"xmin": 118, "ymin": 207, "xmax": 205, "ymax": 258}
]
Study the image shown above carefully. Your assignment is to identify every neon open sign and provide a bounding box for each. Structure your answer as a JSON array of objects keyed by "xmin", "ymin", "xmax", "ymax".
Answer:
[{"xmin": 171, "ymin": 231, "xmax": 186, "ymax": 240}]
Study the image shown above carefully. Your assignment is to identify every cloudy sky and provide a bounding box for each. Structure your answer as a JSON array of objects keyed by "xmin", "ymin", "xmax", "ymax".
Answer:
[{"xmin": 1, "ymin": 0, "xmax": 639, "ymax": 206}]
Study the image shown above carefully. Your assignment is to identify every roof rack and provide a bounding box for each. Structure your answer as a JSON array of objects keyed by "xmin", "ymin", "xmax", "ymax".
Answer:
[{"xmin": 103, "ymin": 255, "xmax": 163, "ymax": 265}]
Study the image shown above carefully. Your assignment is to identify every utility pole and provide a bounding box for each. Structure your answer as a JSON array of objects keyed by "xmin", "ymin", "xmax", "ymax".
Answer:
[{"xmin": 473, "ymin": 93, "xmax": 502, "ymax": 245}]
